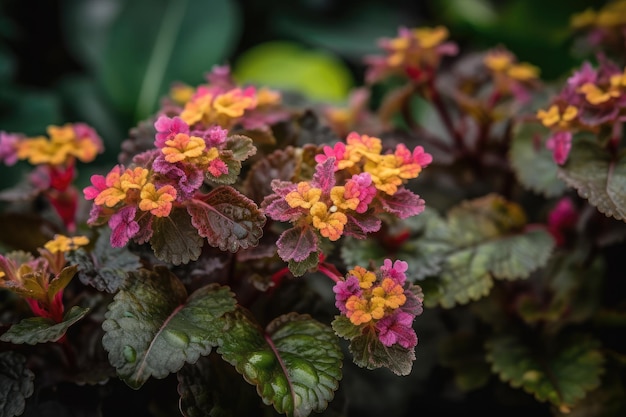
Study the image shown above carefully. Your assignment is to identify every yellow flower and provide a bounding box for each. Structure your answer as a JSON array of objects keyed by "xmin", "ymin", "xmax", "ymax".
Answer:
[
  {"xmin": 170, "ymin": 83, "xmax": 195, "ymax": 104},
  {"xmin": 484, "ymin": 51, "xmax": 513, "ymax": 72},
  {"xmin": 139, "ymin": 183, "xmax": 177, "ymax": 217},
  {"xmin": 310, "ymin": 202, "xmax": 347, "ymax": 241},
  {"xmin": 162, "ymin": 133, "xmax": 206, "ymax": 163},
  {"xmin": 180, "ymin": 93, "xmax": 213, "ymax": 126},
  {"xmin": 372, "ymin": 278, "xmax": 407, "ymax": 309},
  {"xmin": 330, "ymin": 186, "xmax": 359, "ymax": 211},
  {"xmin": 536, "ymin": 105, "xmax": 578, "ymax": 128},
  {"xmin": 213, "ymin": 88, "xmax": 256, "ymax": 118},
  {"xmin": 255, "ymin": 87, "xmax": 281, "ymax": 107},
  {"xmin": 578, "ymin": 82, "xmax": 621, "ymax": 105},
  {"xmin": 44, "ymin": 234, "xmax": 90, "ymax": 253},
  {"xmin": 345, "ymin": 132, "xmax": 383, "ymax": 163},
  {"xmin": 507, "ymin": 63, "xmax": 540, "ymax": 81},
  {"xmin": 119, "ymin": 167, "xmax": 149, "ymax": 191},
  {"xmin": 348, "ymin": 266, "xmax": 376, "ymax": 289},
  {"xmin": 345, "ymin": 295, "xmax": 386, "ymax": 325},
  {"xmin": 285, "ymin": 182, "xmax": 322, "ymax": 209}
]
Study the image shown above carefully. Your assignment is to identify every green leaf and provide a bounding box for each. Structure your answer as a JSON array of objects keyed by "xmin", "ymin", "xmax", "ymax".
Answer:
[
  {"xmin": 486, "ymin": 334, "xmax": 605, "ymax": 410},
  {"xmin": 218, "ymin": 309, "xmax": 343, "ymax": 417},
  {"xmin": 186, "ymin": 186, "xmax": 266, "ymax": 253},
  {"xmin": 233, "ymin": 41, "xmax": 353, "ymax": 103},
  {"xmin": 66, "ymin": 228, "xmax": 142, "ymax": 293},
  {"xmin": 150, "ymin": 207, "xmax": 204, "ymax": 265},
  {"xmin": 331, "ymin": 315, "xmax": 364, "ymax": 340},
  {"xmin": 102, "ymin": 267, "xmax": 236, "ymax": 389},
  {"xmin": 558, "ymin": 139, "xmax": 626, "ymax": 221},
  {"xmin": 422, "ymin": 195, "xmax": 555, "ymax": 308},
  {"xmin": 0, "ymin": 306, "xmax": 90, "ymax": 345},
  {"xmin": 349, "ymin": 328, "xmax": 415, "ymax": 376},
  {"xmin": 48, "ymin": 265, "xmax": 78, "ymax": 300},
  {"xmin": 287, "ymin": 251, "xmax": 319, "ymax": 278},
  {"xmin": 205, "ymin": 135, "xmax": 257, "ymax": 185},
  {"xmin": 98, "ymin": 0, "xmax": 241, "ymax": 121},
  {"xmin": 0, "ymin": 351, "xmax": 35, "ymax": 417},
  {"xmin": 510, "ymin": 121, "xmax": 566, "ymax": 197}
]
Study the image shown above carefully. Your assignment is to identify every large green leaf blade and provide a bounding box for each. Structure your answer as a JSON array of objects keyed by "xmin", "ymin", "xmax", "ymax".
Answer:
[
  {"xmin": 558, "ymin": 139, "xmax": 626, "ymax": 221},
  {"xmin": 99, "ymin": 0, "xmax": 241, "ymax": 120},
  {"xmin": 0, "ymin": 351, "xmax": 35, "ymax": 417},
  {"xmin": 0, "ymin": 306, "xmax": 89, "ymax": 345},
  {"xmin": 218, "ymin": 309, "xmax": 343, "ymax": 417},
  {"xmin": 486, "ymin": 334, "xmax": 605, "ymax": 410},
  {"xmin": 101, "ymin": 267, "xmax": 236, "ymax": 389}
]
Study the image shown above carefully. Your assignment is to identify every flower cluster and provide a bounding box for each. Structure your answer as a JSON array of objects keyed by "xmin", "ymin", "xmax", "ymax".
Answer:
[
  {"xmin": 365, "ymin": 25, "xmax": 458, "ymax": 83},
  {"xmin": 333, "ymin": 259, "xmax": 423, "ymax": 349},
  {"xmin": 263, "ymin": 132, "xmax": 431, "ymax": 251},
  {"xmin": 536, "ymin": 59, "xmax": 626, "ymax": 164},
  {"xmin": 84, "ymin": 114, "xmax": 248, "ymax": 247},
  {"xmin": 166, "ymin": 65, "xmax": 287, "ymax": 131},
  {"xmin": 0, "ymin": 234, "xmax": 88, "ymax": 322},
  {"xmin": 483, "ymin": 48, "xmax": 540, "ymax": 103},
  {"xmin": 0, "ymin": 124, "xmax": 103, "ymax": 231},
  {"xmin": 571, "ymin": 0, "xmax": 626, "ymax": 51}
]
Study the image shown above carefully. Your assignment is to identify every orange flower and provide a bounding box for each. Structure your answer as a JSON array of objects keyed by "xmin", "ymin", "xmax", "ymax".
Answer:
[
  {"xmin": 161, "ymin": 133, "xmax": 206, "ymax": 163},
  {"xmin": 139, "ymin": 183, "xmax": 177, "ymax": 217},
  {"xmin": 285, "ymin": 182, "xmax": 322, "ymax": 209},
  {"xmin": 310, "ymin": 202, "xmax": 348, "ymax": 241}
]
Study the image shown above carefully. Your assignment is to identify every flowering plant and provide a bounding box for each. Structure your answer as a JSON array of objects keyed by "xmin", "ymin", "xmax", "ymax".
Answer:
[{"xmin": 1, "ymin": 2, "xmax": 626, "ymax": 416}]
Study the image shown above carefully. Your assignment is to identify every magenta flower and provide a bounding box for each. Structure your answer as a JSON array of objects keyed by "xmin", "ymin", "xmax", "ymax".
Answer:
[
  {"xmin": 0, "ymin": 131, "xmax": 20, "ymax": 166},
  {"xmin": 380, "ymin": 259, "xmax": 409, "ymax": 285},
  {"xmin": 154, "ymin": 116, "xmax": 190, "ymax": 148},
  {"xmin": 376, "ymin": 310, "xmax": 417, "ymax": 348},
  {"xmin": 333, "ymin": 275, "xmax": 362, "ymax": 313},
  {"xmin": 108, "ymin": 206, "xmax": 140, "ymax": 247},
  {"xmin": 546, "ymin": 131, "xmax": 572, "ymax": 165}
]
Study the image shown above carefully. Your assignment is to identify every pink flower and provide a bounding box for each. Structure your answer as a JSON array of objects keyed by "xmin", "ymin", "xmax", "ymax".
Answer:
[
  {"xmin": 546, "ymin": 131, "xmax": 572, "ymax": 165},
  {"xmin": 344, "ymin": 173, "xmax": 377, "ymax": 213},
  {"xmin": 547, "ymin": 197, "xmax": 579, "ymax": 246},
  {"xmin": 376, "ymin": 310, "xmax": 417, "ymax": 348},
  {"xmin": 333, "ymin": 275, "xmax": 362, "ymax": 313},
  {"xmin": 108, "ymin": 206, "xmax": 140, "ymax": 247},
  {"xmin": 0, "ymin": 131, "xmax": 21, "ymax": 166},
  {"xmin": 83, "ymin": 174, "xmax": 107, "ymax": 200},
  {"xmin": 380, "ymin": 259, "xmax": 408, "ymax": 285},
  {"xmin": 154, "ymin": 116, "xmax": 189, "ymax": 148}
]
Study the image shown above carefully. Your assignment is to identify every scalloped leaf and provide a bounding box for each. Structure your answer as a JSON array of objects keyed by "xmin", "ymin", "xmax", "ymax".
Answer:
[
  {"xmin": 486, "ymin": 334, "xmax": 605, "ymax": 410},
  {"xmin": 276, "ymin": 226, "xmax": 319, "ymax": 264},
  {"xmin": 177, "ymin": 357, "xmax": 223, "ymax": 417},
  {"xmin": 311, "ymin": 157, "xmax": 336, "ymax": 194},
  {"xmin": 150, "ymin": 207, "xmax": 204, "ymax": 265},
  {"xmin": 226, "ymin": 134, "xmax": 256, "ymax": 162},
  {"xmin": 379, "ymin": 188, "xmax": 426, "ymax": 219},
  {"xmin": 186, "ymin": 186, "xmax": 266, "ymax": 252},
  {"xmin": 558, "ymin": 139, "xmax": 626, "ymax": 221},
  {"xmin": 0, "ymin": 306, "xmax": 89, "ymax": 345},
  {"xmin": 348, "ymin": 328, "xmax": 415, "ymax": 376},
  {"xmin": 101, "ymin": 267, "xmax": 236, "ymax": 389},
  {"xmin": 343, "ymin": 211, "xmax": 382, "ymax": 239},
  {"xmin": 0, "ymin": 351, "xmax": 34, "ymax": 417},
  {"xmin": 509, "ymin": 121, "xmax": 566, "ymax": 197},
  {"xmin": 217, "ymin": 309, "xmax": 343, "ymax": 417},
  {"xmin": 66, "ymin": 228, "xmax": 142, "ymax": 293},
  {"xmin": 243, "ymin": 147, "xmax": 298, "ymax": 204}
]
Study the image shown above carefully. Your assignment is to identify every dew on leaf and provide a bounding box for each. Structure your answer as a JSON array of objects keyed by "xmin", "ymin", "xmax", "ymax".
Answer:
[
  {"xmin": 123, "ymin": 345, "xmax": 136, "ymax": 363},
  {"xmin": 164, "ymin": 329, "xmax": 190, "ymax": 347}
]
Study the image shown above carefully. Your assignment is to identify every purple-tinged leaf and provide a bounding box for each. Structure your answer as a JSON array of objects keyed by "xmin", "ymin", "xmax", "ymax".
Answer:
[
  {"xmin": 186, "ymin": 186, "xmax": 265, "ymax": 252},
  {"xmin": 217, "ymin": 309, "xmax": 343, "ymax": 417},
  {"xmin": 261, "ymin": 193, "xmax": 303, "ymax": 222},
  {"xmin": 226, "ymin": 134, "xmax": 256, "ymax": 161},
  {"xmin": 0, "ymin": 351, "xmax": 34, "ymax": 417},
  {"xmin": 379, "ymin": 188, "xmax": 426, "ymax": 219},
  {"xmin": 311, "ymin": 157, "xmax": 336, "ymax": 194},
  {"xmin": 347, "ymin": 326, "xmax": 415, "ymax": 376},
  {"xmin": 243, "ymin": 148, "xmax": 298, "ymax": 204},
  {"xmin": 343, "ymin": 212, "xmax": 382, "ymax": 239},
  {"xmin": 0, "ymin": 306, "xmax": 90, "ymax": 345},
  {"xmin": 276, "ymin": 226, "xmax": 318, "ymax": 263},
  {"xmin": 102, "ymin": 267, "xmax": 236, "ymax": 389},
  {"xmin": 150, "ymin": 207, "xmax": 203, "ymax": 265}
]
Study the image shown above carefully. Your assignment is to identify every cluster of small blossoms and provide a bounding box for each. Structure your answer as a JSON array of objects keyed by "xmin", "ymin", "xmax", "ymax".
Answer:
[
  {"xmin": 571, "ymin": 0, "xmax": 626, "ymax": 50},
  {"xmin": 316, "ymin": 131, "xmax": 432, "ymax": 196},
  {"xmin": 0, "ymin": 124, "xmax": 103, "ymax": 230},
  {"xmin": 365, "ymin": 26, "xmax": 459, "ymax": 83},
  {"xmin": 483, "ymin": 48, "xmax": 540, "ymax": 103},
  {"xmin": 0, "ymin": 234, "xmax": 88, "ymax": 322},
  {"xmin": 536, "ymin": 59, "xmax": 626, "ymax": 164},
  {"xmin": 266, "ymin": 131, "xmax": 431, "ymax": 244},
  {"xmin": 333, "ymin": 259, "xmax": 423, "ymax": 349},
  {"xmin": 84, "ymin": 115, "xmax": 238, "ymax": 247},
  {"xmin": 165, "ymin": 65, "xmax": 287, "ymax": 131}
]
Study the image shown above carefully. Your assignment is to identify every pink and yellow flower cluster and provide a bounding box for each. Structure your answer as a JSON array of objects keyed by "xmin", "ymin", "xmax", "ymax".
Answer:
[
  {"xmin": 167, "ymin": 65, "xmax": 285, "ymax": 131},
  {"xmin": 483, "ymin": 48, "xmax": 540, "ymax": 102},
  {"xmin": 536, "ymin": 61, "xmax": 626, "ymax": 165},
  {"xmin": 316, "ymin": 132, "xmax": 432, "ymax": 196},
  {"xmin": 333, "ymin": 259, "xmax": 423, "ymax": 349},
  {"xmin": 365, "ymin": 26, "xmax": 458, "ymax": 83}
]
